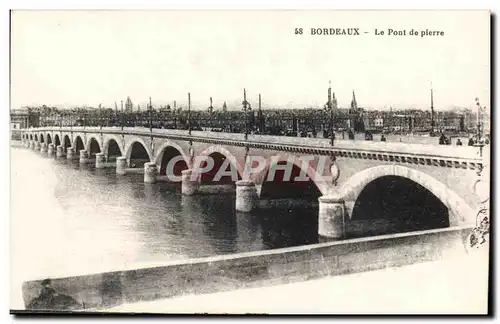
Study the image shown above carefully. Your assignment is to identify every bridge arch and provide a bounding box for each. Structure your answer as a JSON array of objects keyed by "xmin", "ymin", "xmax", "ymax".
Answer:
[
  {"xmin": 46, "ymin": 133, "xmax": 52, "ymax": 145},
  {"xmin": 193, "ymin": 145, "xmax": 243, "ymax": 185},
  {"xmin": 33, "ymin": 134, "xmax": 37, "ymax": 142},
  {"xmin": 73, "ymin": 135, "xmax": 85, "ymax": 153},
  {"xmin": 39, "ymin": 134, "xmax": 44, "ymax": 143},
  {"xmin": 54, "ymin": 134, "xmax": 61, "ymax": 147},
  {"xmin": 339, "ymin": 165, "xmax": 474, "ymax": 226},
  {"xmin": 103, "ymin": 136, "xmax": 123, "ymax": 161},
  {"xmin": 86, "ymin": 136, "xmax": 101, "ymax": 158},
  {"xmin": 259, "ymin": 153, "xmax": 325, "ymax": 200},
  {"xmin": 125, "ymin": 138, "xmax": 153, "ymax": 168},
  {"xmin": 155, "ymin": 141, "xmax": 190, "ymax": 178},
  {"xmin": 63, "ymin": 135, "xmax": 71, "ymax": 151}
]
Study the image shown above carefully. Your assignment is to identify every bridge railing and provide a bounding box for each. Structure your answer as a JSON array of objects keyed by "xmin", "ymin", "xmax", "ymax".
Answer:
[{"xmin": 22, "ymin": 127, "xmax": 483, "ymax": 161}]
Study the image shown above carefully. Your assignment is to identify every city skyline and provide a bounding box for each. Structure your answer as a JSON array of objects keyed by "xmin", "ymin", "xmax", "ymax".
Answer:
[
  {"xmin": 12, "ymin": 90, "xmax": 486, "ymax": 113},
  {"xmin": 11, "ymin": 10, "xmax": 490, "ymax": 112}
]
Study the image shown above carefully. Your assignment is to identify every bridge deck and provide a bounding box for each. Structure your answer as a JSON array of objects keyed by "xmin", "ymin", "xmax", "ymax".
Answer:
[{"xmin": 26, "ymin": 127, "xmax": 484, "ymax": 161}]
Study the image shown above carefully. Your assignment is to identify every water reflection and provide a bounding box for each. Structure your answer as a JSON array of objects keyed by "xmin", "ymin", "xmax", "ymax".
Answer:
[
  {"xmin": 258, "ymin": 207, "xmax": 319, "ymax": 249},
  {"xmin": 12, "ymin": 147, "xmax": 320, "ymax": 267}
]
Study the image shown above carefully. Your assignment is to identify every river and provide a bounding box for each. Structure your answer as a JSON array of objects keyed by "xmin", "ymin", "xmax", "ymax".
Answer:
[{"xmin": 10, "ymin": 145, "xmax": 320, "ymax": 309}]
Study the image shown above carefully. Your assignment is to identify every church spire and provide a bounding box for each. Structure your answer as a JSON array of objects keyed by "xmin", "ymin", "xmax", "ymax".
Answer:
[
  {"xmin": 208, "ymin": 97, "xmax": 213, "ymax": 113},
  {"xmin": 351, "ymin": 90, "xmax": 358, "ymax": 110}
]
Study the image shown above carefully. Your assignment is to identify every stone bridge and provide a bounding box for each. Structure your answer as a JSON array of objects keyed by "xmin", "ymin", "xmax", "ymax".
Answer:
[{"xmin": 20, "ymin": 126, "xmax": 489, "ymax": 240}]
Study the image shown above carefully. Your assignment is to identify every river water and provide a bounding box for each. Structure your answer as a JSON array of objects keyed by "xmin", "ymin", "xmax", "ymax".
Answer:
[
  {"xmin": 11, "ymin": 145, "xmax": 322, "ymax": 308},
  {"xmin": 11, "ymin": 139, "xmax": 456, "ymax": 309}
]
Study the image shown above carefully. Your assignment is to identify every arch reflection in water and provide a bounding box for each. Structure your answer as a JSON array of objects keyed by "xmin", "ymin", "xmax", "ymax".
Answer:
[
  {"xmin": 180, "ymin": 195, "xmax": 241, "ymax": 255},
  {"xmin": 257, "ymin": 207, "xmax": 319, "ymax": 249}
]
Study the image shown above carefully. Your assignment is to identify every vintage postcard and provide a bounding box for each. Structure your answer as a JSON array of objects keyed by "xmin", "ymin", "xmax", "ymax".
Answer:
[{"xmin": 10, "ymin": 9, "xmax": 490, "ymax": 314}]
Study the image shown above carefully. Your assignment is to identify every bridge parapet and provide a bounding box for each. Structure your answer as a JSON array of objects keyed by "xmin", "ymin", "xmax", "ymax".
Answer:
[{"xmin": 23, "ymin": 127, "xmax": 483, "ymax": 163}]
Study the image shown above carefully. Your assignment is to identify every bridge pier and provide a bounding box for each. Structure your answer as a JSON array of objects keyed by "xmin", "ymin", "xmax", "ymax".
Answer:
[
  {"xmin": 35, "ymin": 141, "xmax": 41, "ymax": 151},
  {"xmin": 79, "ymin": 150, "xmax": 89, "ymax": 164},
  {"xmin": 30, "ymin": 141, "xmax": 36, "ymax": 150},
  {"xmin": 235, "ymin": 180, "xmax": 258, "ymax": 212},
  {"xmin": 47, "ymin": 143, "xmax": 55, "ymax": 155},
  {"xmin": 181, "ymin": 169, "xmax": 199, "ymax": 196},
  {"xmin": 144, "ymin": 162, "xmax": 158, "ymax": 183},
  {"xmin": 56, "ymin": 145, "xmax": 65, "ymax": 158},
  {"xmin": 318, "ymin": 195, "xmax": 346, "ymax": 240},
  {"xmin": 95, "ymin": 153, "xmax": 106, "ymax": 169},
  {"xmin": 66, "ymin": 147, "xmax": 76, "ymax": 160},
  {"xmin": 116, "ymin": 157, "xmax": 127, "ymax": 175},
  {"xmin": 40, "ymin": 142, "xmax": 47, "ymax": 153},
  {"xmin": 25, "ymin": 140, "xmax": 30, "ymax": 148}
]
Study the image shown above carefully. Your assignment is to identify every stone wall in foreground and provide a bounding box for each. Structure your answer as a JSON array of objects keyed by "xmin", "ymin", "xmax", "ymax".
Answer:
[{"xmin": 21, "ymin": 226, "xmax": 472, "ymax": 312}]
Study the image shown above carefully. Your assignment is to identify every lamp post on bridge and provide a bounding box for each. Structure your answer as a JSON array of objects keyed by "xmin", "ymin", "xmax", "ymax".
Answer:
[
  {"xmin": 474, "ymin": 97, "xmax": 486, "ymax": 157},
  {"xmin": 69, "ymin": 108, "xmax": 73, "ymax": 142},
  {"xmin": 326, "ymin": 80, "xmax": 336, "ymax": 147},
  {"xmin": 242, "ymin": 88, "xmax": 250, "ymax": 140},
  {"xmin": 188, "ymin": 93, "xmax": 192, "ymax": 136},
  {"xmin": 149, "ymin": 97, "xmax": 153, "ymax": 133},
  {"xmin": 330, "ymin": 105, "xmax": 334, "ymax": 146},
  {"xmin": 208, "ymin": 97, "xmax": 213, "ymax": 130},
  {"xmin": 173, "ymin": 100, "xmax": 178, "ymax": 130},
  {"xmin": 148, "ymin": 97, "xmax": 155, "ymax": 160},
  {"xmin": 98, "ymin": 104, "xmax": 103, "ymax": 131},
  {"xmin": 82, "ymin": 107, "xmax": 87, "ymax": 130},
  {"xmin": 120, "ymin": 100, "xmax": 124, "ymax": 132}
]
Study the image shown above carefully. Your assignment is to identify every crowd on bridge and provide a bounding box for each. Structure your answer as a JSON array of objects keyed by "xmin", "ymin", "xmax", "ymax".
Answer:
[{"xmin": 438, "ymin": 133, "xmax": 490, "ymax": 147}]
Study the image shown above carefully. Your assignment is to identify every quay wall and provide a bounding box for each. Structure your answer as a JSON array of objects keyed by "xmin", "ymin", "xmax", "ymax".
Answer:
[{"xmin": 21, "ymin": 226, "xmax": 472, "ymax": 311}]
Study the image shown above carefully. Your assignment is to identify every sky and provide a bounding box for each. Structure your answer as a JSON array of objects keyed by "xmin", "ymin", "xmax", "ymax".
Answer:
[{"xmin": 10, "ymin": 10, "xmax": 490, "ymax": 111}]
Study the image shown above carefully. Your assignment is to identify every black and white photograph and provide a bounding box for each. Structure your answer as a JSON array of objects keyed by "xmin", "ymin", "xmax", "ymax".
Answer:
[{"xmin": 9, "ymin": 9, "xmax": 490, "ymax": 314}]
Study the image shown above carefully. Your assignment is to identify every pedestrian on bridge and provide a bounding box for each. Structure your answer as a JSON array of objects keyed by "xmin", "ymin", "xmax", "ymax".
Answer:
[
  {"xmin": 439, "ymin": 133, "xmax": 447, "ymax": 145},
  {"xmin": 348, "ymin": 129, "xmax": 355, "ymax": 140}
]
